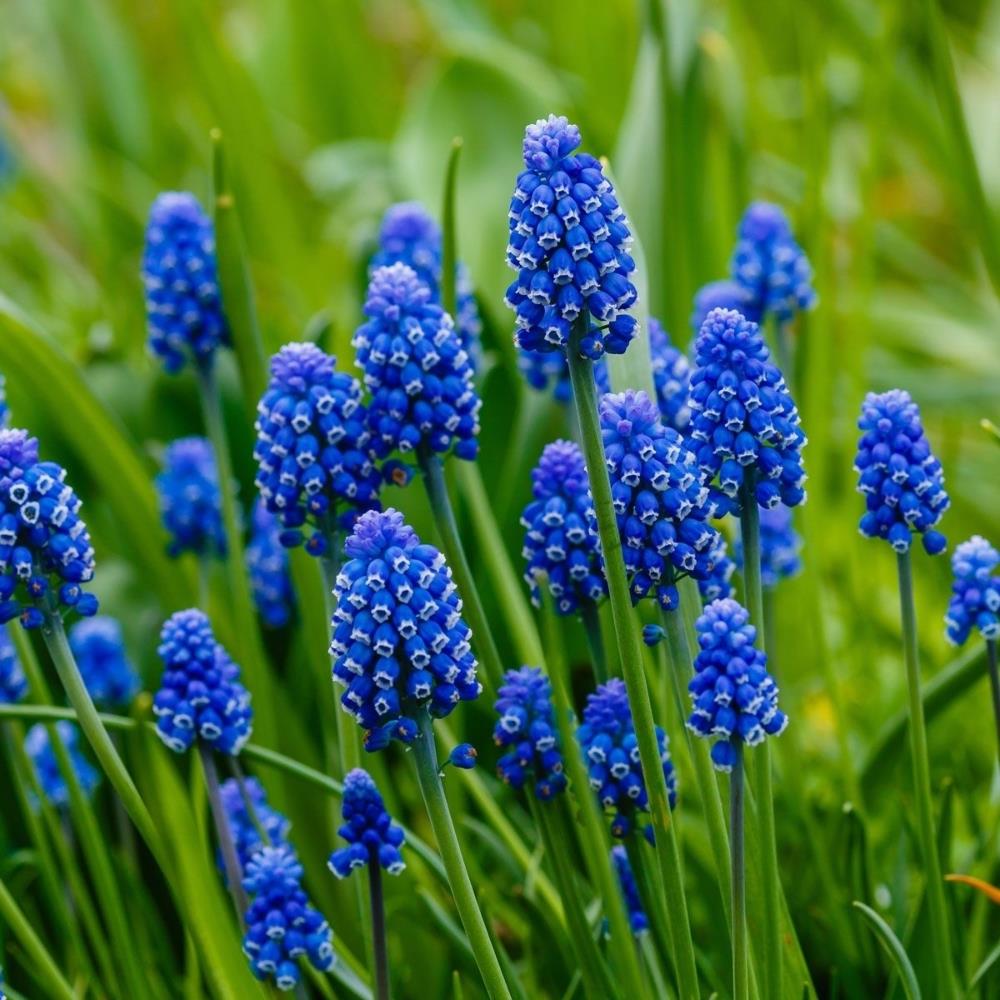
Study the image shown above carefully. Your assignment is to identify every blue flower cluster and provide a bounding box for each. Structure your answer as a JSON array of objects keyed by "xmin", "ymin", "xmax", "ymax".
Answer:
[
  {"xmin": 25, "ymin": 721, "xmax": 100, "ymax": 809},
  {"xmin": 505, "ymin": 115, "xmax": 637, "ymax": 360},
  {"xmin": 689, "ymin": 308, "xmax": 807, "ymax": 513},
  {"xmin": 521, "ymin": 439, "xmax": 605, "ymax": 616},
  {"xmin": 854, "ymin": 389, "xmax": 949, "ymax": 555},
  {"xmin": 0, "ymin": 626, "xmax": 26, "ymax": 703},
  {"xmin": 246, "ymin": 501, "xmax": 295, "ymax": 627},
  {"xmin": 691, "ymin": 280, "xmax": 758, "ymax": 333},
  {"xmin": 242, "ymin": 845, "xmax": 335, "ymax": 991},
  {"xmin": 156, "ymin": 437, "xmax": 225, "ymax": 559},
  {"xmin": 688, "ymin": 598, "xmax": 787, "ymax": 772},
  {"xmin": 600, "ymin": 390, "xmax": 722, "ymax": 609},
  {"xmin": 220, "ymin": 776, "xmax": 291, "ymax": 869},
  {"xmin": 649, "ymin": 319, "xmax": 692, "ymax": 432},
  {"xmin": 730, "ymin": 202, "xmax": 815, "ymax": 326},
  {"xmin": 69, "ymin": 616, "xmax": 140, "ymax": 710},
  {"xmin": 254, "ymin": 343, "xmax": 382, "ymax": 555},
  {"xmin": 945, "ymin": 536, "xmax": 1000, "ymax": 645},
  {"xmin": 142, "ymin": 192, "xmax": 229, "ymax": 374},
  {"xmin": 698, "ymin": 533, "xmax": 735, "ymax": 603},
  {"xmin": 354, "ymin": 263, "xmax": 480, "ymax": 463},
  {"xmin": 516, "ymin": 348, "xmax": 608, "ymax": 404},
  {"xmin": 152, "ymin": 609, "xmax": 253, "ymax": 756},
  {"xmin": 611, "ymin": 846, "xmax": 648, "ymax": 935},
  {"xmin": 578, "ymin": 678, "xmax": 676, "ymax": 838},
  {"xmin": 371, "ymin": 202, "xmax": 482, "ymax": 363},
  {"xmin": 328, "ymin": 768, "xmax": 406, "ymax": 878},
  {"xmin": 493, "ymin": 666, "xmax": 566, "ymax": 800},
  {"xmin": 330, "ymin": 509, "xmax": 481, "ymax": 751},
  {"xmin": 0, "ymin": 428, "xmax": 99, "ymax": 628},
  {"xmin": 736, "ymin": 504, "xmax": 802, "ymax": 589}
]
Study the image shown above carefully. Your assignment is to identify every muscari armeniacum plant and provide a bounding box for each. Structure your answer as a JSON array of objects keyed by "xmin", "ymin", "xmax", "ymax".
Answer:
[
  {"xmin": 853, "ymin": 387, "xmax": 954, "ymax": 995},
  {"xmin": 69, "ymin": 616, "xmax": 140, "ymax": 712},
  {"xmin": 156, "ymin": 436, "xmax": 225, "ymax": 564}
]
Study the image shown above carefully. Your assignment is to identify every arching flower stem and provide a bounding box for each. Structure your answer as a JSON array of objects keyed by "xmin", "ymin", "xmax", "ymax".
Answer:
[
  {"xmin": 368, "ymin": 850, "xmax": 390, "ymax": 1000},
  {"xmin": 199, "ymin": 742, "xmax": 248, "ymax": 928}
]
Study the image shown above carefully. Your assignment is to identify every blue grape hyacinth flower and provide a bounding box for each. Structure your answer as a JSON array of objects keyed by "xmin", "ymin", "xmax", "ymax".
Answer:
[
  {"xmin": 649, "ymin": 319, "xmax": 692, "ymax": 432},
  {"xmin": 152, "ymin": 609, "xmax": 253, "ymax": 756},
  {"xmin": 611, "ymin": 845, "xmax": 649, "ymax": 935},
  {"xmin": 688, "ymin": 598, "xmax": 788, "ymax": 772},
  {"xmin": 329, "ymin": 768, "xmax": 406, "ymax": 878},
  {"xmin": 142, "ymin": 192, "xmax": 229, "ymax": 374},
  {"xmin": 0, "ymin": 428, "xmax": 99, "ymax": 628},
  {"xmin": 577, "ymin": 678, "xmax": 676, "ymax": 838},
  {"xmin": 254, "ymin": 343, "xmax": 383, "ymax": 557},
  {"xmin": 246, "ymin": 500, "xmax": 295, "ymax": 627},
  {"xmin": 220, "ymin": 776, "xmax": 291, "ymax": 870},
  {"xmin": 156, "ymin": 437, "xmax": 226, "ymax": 559},
  {"xmin": 945, "ymin": 536, "xmax": 1000, "ymax": 645},
  {"xmin": 0, "ymin": 626, "xmax": 26, "ymax": 703},
  {"xmin": 688, "ymin": 308, "xmax": 807, "ymax": 513},
  {"xmin": 354, "ymin": 263, "xmax": 481, "ymax": 464},
  {"xmin": 505, "ymin": 115, "xmax": 638, "ymax": 360},
  {"xmin": 448, "ymin": 743, "xmax": 477, "ymax": 769},
  {"xmin": 69, "ymin": 616, "xmax": 140, "ymax": 710},
  {"xmin": 736, "ymin": 503, "xmax": 802, "ymax": 589},
  {"xmin": 854, "ymin": 389, "xmax": 949, "ymax": 556},
  {"xmin": 600, "ymin": 389, "xmax": 723, "ymax": 610},
  {"xmin": 691, "ymin": 280, "xmax": 759, "ymax": 333},
  {"xmin": 25, "ymin": 721, "xmax": 100, "ymax": 809},
  {"xmin": 330, "ymin": 509, "xmax": 481, "ymax": 751},
  {"xmin": 521, "ymin": 440, "xmax": 605, "ymax": 615},
  {"xmin": 493, "ymin": 666, "xmax": 566, "ymax": 800},
  {"xmin": 242, "ymin": 845, "xmax": 335, "ymax": 991}
]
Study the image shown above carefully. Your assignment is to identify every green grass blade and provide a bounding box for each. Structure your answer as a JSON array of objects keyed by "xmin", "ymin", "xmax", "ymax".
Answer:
[{"xmin": 852, "ymin": 902, "xmax": 922, "ymax": 1000}]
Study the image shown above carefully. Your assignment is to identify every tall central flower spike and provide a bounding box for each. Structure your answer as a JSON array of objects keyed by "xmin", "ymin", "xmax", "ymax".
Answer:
[
  {"xmin": 330, "ymin": 509, "xmax": 481, "ymax": 751},
  {"xmin": 329, "ymin": 768, "xmax": 406, "ymax": 877},
  {"xmin": 521, "ymin": 440, "xmax": 606, "ymax": 615},
  {"xmin": 505, "ymin": 115, "xmax": 638, "ymax": 360},
  {"xmin": 246, "ymin": 500, "xmax": 294, "ymax": 628},
  {"xmin": 142, "ymin": 192, "xmax": 229, "ymax": 374},
  {"xmin": 611, "ymin": 846, "xmax": 649, "ymax": 935},
  {"xmin": 687, "ymin": 598, "xmax": 787, "ymax": 772},
  {"xmin": 649, "ymin": 319, "xmax": 693, "ymax": 432},
  {"xmin": 854, "ymin": 389, "xmax": 949, "ymax": 555},
  {"xmin": 577, "ymin": 678, "xmax": 676, "ymax": 838},
  {"xmin": 736, "ymin": 503, "xmax": 803, "ymax": 589},
  {"xmin": 156, "ymin": 437, "xmax": 225, "ymax": 559},
  {"xmin": 69, "ymin": 616, "xmax": 140, "ymax": 711},
  {"xmin": 220, "ymin": 776, "xmax": 291, "ymax": 869},
  {"xmin": 0, "ymin": 428, "xmax": 99, "ymax": 628},
  {"xmin": 599, "ymin": 389, "xmax": 722, "ymax": 610},
  {"xmin": 945, "ymin": 536, "xmax": 1000, "ymax": 644},
  {"xmin": 0, "ymin": 627, "xmax": 26, "ymax": 703},
  {"xmin": 152, "ymin": 609, "xmax": 253, "ymax": 755},
  {"xmin": 25, "ymin": 721, "xmax": 100, "ymax": 810},
  {"xmin": 493, "ymin": 667, "xmax": 566, "ymax": 800},
  {"xmin": 371, "ymin": 202, "xmax": 482, "ymax": 364},
  {"xmin": 242, "ymin": 845, "xmax": 335, "ymax": 991},
  {"xmin": 689, "ymin": 308, "xmax": 807, "ymax": 513},
  {"xmin": 254, "ymin": 342, "xmax": 383, "ymax": 557}
]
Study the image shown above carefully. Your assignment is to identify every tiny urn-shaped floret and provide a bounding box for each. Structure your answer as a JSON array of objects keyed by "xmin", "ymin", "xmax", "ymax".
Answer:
[
  {"xmin": 329, "ymin": 768, "xmax": 406, "ymax": 878},
  {"xmin": 945, "ymin": 536, "xmax": 1000, "ymax": 644}
]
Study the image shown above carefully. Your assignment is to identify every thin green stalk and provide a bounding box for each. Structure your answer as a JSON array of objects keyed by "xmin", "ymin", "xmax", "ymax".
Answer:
[
  {"xmin": 623, "ymin": 836, "xmax": 674, "ymax": 982},
  {"xmin": 566, "ymin": 323, "xmax": 699, "ymax": 1000},
  {"xmin": 411, "ymin": 710, "xmax": 512, "ymax": 1000},
  {"xmin": 731, "ymin": 744, "xmax": 748, "ymax": 1000},
  {"xmin": 986, "ymin": 639, "xmax": 999, "ymax": 767},
  {"xmin": 580, "ymin": 601, "xmax": 608, "ymax": 685},
  {"xmin": 439, "ymin": 136, "xmax": 462, "ymax": 323},
  {"xmin": 896, "ymin": 550, "xmax": 955, "ymax": 996},
  {"xmin": 368, "ymin": 853, "xmax": 390, "ymax": 1000},
  {"xmin": 199, "ymin": 743, "xmax": 248, "ymax": 928},
  {"xmin": 231, "ymin": 757, "xmax": 271, "ymax": 845}
]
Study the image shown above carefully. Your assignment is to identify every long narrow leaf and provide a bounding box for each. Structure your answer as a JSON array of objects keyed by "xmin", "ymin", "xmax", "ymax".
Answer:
[{"xmin": 851, "ymin": 902, "xmax": 922, "ymax": 1000}]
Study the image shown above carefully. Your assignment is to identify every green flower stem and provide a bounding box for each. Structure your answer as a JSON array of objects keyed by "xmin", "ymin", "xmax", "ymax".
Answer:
[
  {"xmin": 731, "ymin": 744, "xmax": 748, "ymax": 1000},
  {"xmin": 624, "ymin": 835, "xmax": 675, "ymax": 983},
  {"xmin": 896, "ymin": 549, "xmax": 955, "ymax": 996},
  {"xmin": 567, "ymin": 328, "xmax": 699, "ymax": 1000},
  {"xmin": 231, "ymin": 757, "xmax": 272, "ymax": 845},
  {"xmin": 987, "ymin": 639, "xmax": 1000, "ymax": 767},
  {"xmin": 411, "ymin": 710, "xmax": 512, "ymax": 1000},
  {"xmin": 368, "ymin": 853, "xmax": 390, "ymax": 1000},
  {"xmin": 580, "ymin": 600, "xmax": 608, "ymax": 685}
]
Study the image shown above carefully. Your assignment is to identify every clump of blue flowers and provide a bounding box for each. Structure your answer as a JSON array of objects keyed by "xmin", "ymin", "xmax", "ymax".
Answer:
[
  {"xmin": 156, "ymin": 437, "xmax": 225, "ymax": 559},
  {"xmin": 649, "ymin": 319, "xmax": 692, "ymax": 432},
  {"xmin": 599, "ymin": 389, "xmax": 722, "ymax": 610},
  {"xmin": 246, "ymin": 501, "xmax": 294, "ymax": 627},
  {"xmin": 688, "ymin": 308, "xmax": 807, "ymax": 512},
  {"xmin": 220, "ymin": 776, "xmax": 291, "ymax": 869},
  {"xmin": 0, "ymin": 428, "xmax": 99, "ymax": 628},
  {"xmin": 493, "ymin": 666, "xmax": 566, "ymax": 800},
  {"xmin": 142, "ymin": 192, "xmax": 229, "ymax": 374},
  {"xmin": 736, "ymin": 504, "xmax": 802, "ymax": 589},
  {"xmin": 945, "ymin": 536, "xmax": 999, "ymax": 645},
  {"xmin": 152, "ymin": 609, "xmax": 253, "ymax": 755},
  {"xmin": 521, "ymin": 439, "xmax": 605, "ymax": 615},
  {"xmin": 69, "ymin": 616, "xmax": 140, "ymax": 710},
  {"xmin": 611, "ymin": 846, "xmax": 648, "ymax": 935},
  {"xmin": 0, "ymin": 626, "xmax": 26, "ymax": 703},
  {"xmin": 505, "ymin": 115, "xmax": 637, "ymax": 360},
  {"xmin": 242, "ymin": 845, "xmax": 335, "ymax": 991},
  {"xmin": 578, "ymin": 678, "xmax": 676, "ymax": 838},
  {"xmin": 854, "ymin": 389, "xmax": 949, "ymax": 555},
  {"xmin": 688, "ymin": 598, "xmax": 788, "ymax": 772},
  {"xmin": 691, "ymin": 280, "xmax": 758, "ymax": 333},
  {"xmin": 25, "ymin": 721, "xmax": 100, "ymax": 809},
  {"xmin": 330, "ymin": 509, "xmax": 481, "ymax": 751},
  {"xmin": 328, "ymin": 768, "xmax": 406, "ymax": 878}
]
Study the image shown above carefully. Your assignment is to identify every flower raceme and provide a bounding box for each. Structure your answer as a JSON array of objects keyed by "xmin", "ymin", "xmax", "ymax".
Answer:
[
  {"xmin": 156, "ymin": 437, "xmax": 225, "ymax": 559},
  {"xmin": 246, "ymin": 500, "xmax": 295, "ymax": 628},
  {"xmin": 329, "ymin": 768, "xmax": 406, "ymax": 878},
  {"xmin": 25, "ymin": 721, "xmax": 100, "ymax": 809},
  {"xmin": 69, "ymin": 616, "xmax": 140, "ymax": 711},
  {"xmin": 699, "ymin": 533, "xmax": 736, "ymax": 604},
  {"xmin": 611, "ymin": 846, "xmax": 648, "ymax": 935},
  {"xmin": 945, "ymin": 536, "xmax": 1000, "ymax": 645},
  {"xmin": 649, "ymin": 319, "xmax": 693, "ymax": 432},
  {"xmin": 220, "ymin": 776, "xmax": 292, "ymax": 870},
  {"xmin": 0, "ymin": 626, "xmax": 26, "ymax": 703}
]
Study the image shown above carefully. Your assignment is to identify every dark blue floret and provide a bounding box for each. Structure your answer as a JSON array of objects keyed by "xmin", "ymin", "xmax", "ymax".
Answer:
[
  {"xmin": 0, "ymin": 626, "xmax": 26, "ymax": 703},
  {"xmin": 448, "ymin": 743, "xmax": 478, "ymax": 769},
  {"xmin": 854, "ymin": 389, "xmax": 948, "ymax": 555},
  {"xmin": 577, "ymin": 678, "xmax": 676, "ymax": 839},
  {"xmin": 521, "ymin": 440, "xmax": 605, "ymax": 615},
  {"xmin": 600, "ymin": 390, "xmax": 723, "ymax": 609},
  {"xmin": 505, "ymin": 115, "xmax": 638, "ymax": 361},
  {"xmin": 242, "ymin": 846, "xmax": 335, "ymax": 991},
  {"xmin": 156, "ymin": 437, "xmax": 225, "ymax": 559},
  {"xmin": 736, "ymin": 504, "xmax": 802, "ymax": 589},
  {"xmin": 221, "ymin": 776, "xmax": 292, "ymax": 871},
  {"xmin": 642, "ymin": 624, "xmax": 665, "ymax": 648},
  {"xmin": 945, "ymin": 536, "xmax": 1000, "ymax": 645},
  {"xmin": 69, "ymin": 616, "xmax": 140, "ymax": 710},
  {"xmin": 330, "ymin": 509, "xmax": 481, "ymax": 751},
  {"xmin": 698, "ymin": 532, "xmax": 735, "ymax": 604},
  {"xmin": 329, "ymin": 768, "xmax": 406, "ymax": 878},
  {"xmin": 687, "ymin": 598, "xmax": 787, "ymax": 772},
  {"xmin": 142, "ymin": 192, "xmax": 229, "ymax": 374},
  {"xmin": 25, "ymin": 721, "xmax": 100, "ymax": 809},
  {"xmin": 255, "ymin": 343, "xmax": 382, "ymax": 555},
  {"xmin": 152, "ymin": 609, "xmax": 253, "ymax": 756},
  {"xmin": 611, "ymin": 846, "xmax": 649, "ymax": 935},
  {"xmin": 354, "ymin": 264, "xmax": 481, "ymax": 463},
  {"xmin": 246, "ymin": 500, "xmax": 295, "ymax": 628},
  {"xmin": 691, "ymin": 280, "xmax": 759, "ymax": 333},
  {"xmin": 493, "ymin": 666, "xmax": 566, "ymax": 801},
  {"xmin": 689, "ymin": 308, "xmax": 807, "ymax": 513},
  {"xmin": 649, "ymin": 319, "xmax": 692, "ymax": 432}
]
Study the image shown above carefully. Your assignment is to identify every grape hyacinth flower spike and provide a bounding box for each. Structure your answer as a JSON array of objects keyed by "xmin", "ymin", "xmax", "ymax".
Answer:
[
  {"xmin": 611, "ymin": 845, "xmax": 648, "ymax": 936},
  {"xmin": 220, "ymin": 775, "xmax": 291, "ymax": 870},
  {"xmin": 699, "ymin": 533, "xmax": 736, "ymax": 604},
  {"xmin": 648, "ymin": 319, "xmax": 693, "ymax": 432},
  {"xmin": 25, "ymin": 721, "xmax": 100, "ymax": 810},
  {"xmin": 156, "ymin": 437, "xmax": 225, "ymax": 560},
  {"xmin": 0, "ymin": 626, "xmax": 26, "ymax": 703},
  {"xmin": 69, "ymin": 616, "xmax": 140, "ymax": 711},
  {"xmin": 246, "ymin": 500, "xmax": 295, "ymax": 628}
]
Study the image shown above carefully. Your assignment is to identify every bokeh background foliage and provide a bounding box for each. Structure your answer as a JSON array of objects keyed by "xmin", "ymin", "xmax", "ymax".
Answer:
[{"xmin": 0, "ymin": 0, "xmax": 999, "ymax": 997}]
